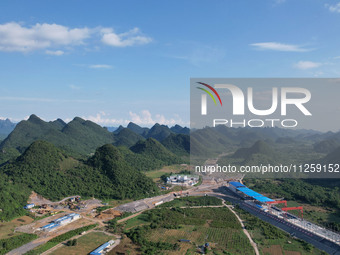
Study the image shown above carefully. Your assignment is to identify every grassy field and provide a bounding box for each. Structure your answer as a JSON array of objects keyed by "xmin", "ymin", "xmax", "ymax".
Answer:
[
  {"xmin": 49, "ymin": 231, "xmax": 112, "ymax": 255},
  {"xmin": 0, "ymin": 216, "xmax": 33, "ymax": 239},
  {"xmin": 144, "ymin": 164, "xmax": 185, "ymax": 181},
  {"xmin": 124, "ymin": 213, "xmax": 150, "ymax": 230}
]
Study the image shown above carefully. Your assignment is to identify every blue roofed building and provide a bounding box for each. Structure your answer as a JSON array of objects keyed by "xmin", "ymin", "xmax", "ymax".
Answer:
[
  {"xmin": 228, "ymin": 181, "xmax": 274, "ymax": 204},
  {"xmin": 90, "ymin": 240, "xmax": 115, "ymax": 254}
]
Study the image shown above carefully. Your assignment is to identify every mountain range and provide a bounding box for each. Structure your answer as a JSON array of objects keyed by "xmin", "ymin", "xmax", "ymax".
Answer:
[
  {"xmin": 0, "ymin": 113, "xmax": 340, "ymax": 222},
  {"xmin": 0, "ymin": 114, "xmax": 189, "ymax": 163},
  {"xmin": 0, "ymin": 118, "xmax": 16, "ymax": 139}
]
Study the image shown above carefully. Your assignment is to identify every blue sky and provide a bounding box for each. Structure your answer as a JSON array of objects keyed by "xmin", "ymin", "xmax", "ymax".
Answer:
[{"xmin": 0, "ymin": 0, "xmax": 340, "ymax": 127}]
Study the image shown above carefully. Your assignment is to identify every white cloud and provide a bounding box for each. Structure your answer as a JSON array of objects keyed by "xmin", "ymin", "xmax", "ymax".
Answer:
[
  {"xmin": 89, "ymin": 64, "xmax": 113, "ymax": 69},
  {"xmin": 250, "ymin": 42, "xmax": 311, "ymax": 52},
  {"xmin": 82, "ymin": 112, "xmax": 130, "ymax": 126},
  {"xmin": 45, "ymin": 50, "xmax": 64, "ymax": 56},
  {"xmin": 81, "ymin": 110, "xmax": 188, "ymax": 126},
  {"xmin": 129, "ymin": 110, "xmax": 188, "ymax": 126},
  {"xmin": 326, "ymin": 2, "xmax": 340, "ymax": 13},
  {"xmin": 0, "ymin": 22, "xmax": 152, "ymax": 53},
  {"xmin": 101, "ymin": 27, "xmax": 152, "ymax": 47},
  {"xmin": 0, "ymin": 22, "xmax": 90, "ymax": 52},
  {"xmin": 294, "ymin": 61, "xmax": 322, "ymax": 70}
]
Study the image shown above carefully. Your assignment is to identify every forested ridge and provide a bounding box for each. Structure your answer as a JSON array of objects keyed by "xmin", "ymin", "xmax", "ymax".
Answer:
[{"xmin": 0, "ymin": 141, "xmax": 160, "ymax": 221}]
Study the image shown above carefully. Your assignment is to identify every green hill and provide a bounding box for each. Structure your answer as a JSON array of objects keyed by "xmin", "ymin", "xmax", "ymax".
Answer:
[
  {"xmin": 146, "ymin": 123, "xmax": 173, "ymax": 141},
  {"xmin": 0, "ymin": 115, "xmax": 116, "ymax": 162},
  {"xmin": 170, "ymin": 124, "xmax": 190, "ymax": 135},
  {"xmin": 0, "ymin": 141, "xmax": 158, "ymax": 220},
  {"xmin": 114, "ymin": 128, "xmax": 145, "ymax": 148},
  {"xmin": 130, "ymin": 138, "xmax": 182, "ymax": 166},
  {"xmin": 233, "ymin": 140, "xmax": 274, "ymax": 159},
  {"xmin": 127, "ymin": 122, "xmax": 149, "ymax": 136},
  {"xmin": 88, "ymin": 144, "xmax": 158, "ymax": 197},
  {"xmin": 161, "ymin": 133, "xmax": 190, "ymax": 156},
  {"xmin": 230, "ymin": 140, "xmax": 281, "ymax": 165}
]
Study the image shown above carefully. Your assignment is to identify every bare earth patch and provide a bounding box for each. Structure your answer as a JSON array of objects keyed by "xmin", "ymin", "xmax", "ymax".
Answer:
[{"xmin": 262, "ymin": 245, "xmax": 283, "ymax": 255}]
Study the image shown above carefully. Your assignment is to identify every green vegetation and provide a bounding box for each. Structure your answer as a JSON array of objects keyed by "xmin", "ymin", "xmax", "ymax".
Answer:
[
  {"xmin": 96, "ymin": 206, "xmax": 112, "ymax": 213},
  {"xmin": 0, "ymin": 115, "xmax": 115, "ymax": 162},
  {"xmin": 159, "ymin": 196, "xmax": 222, "ymax": 208},
  {"xmin": 130, "ymin": 138, "xmax": 183, "ymax": 167},
  {"xmin": 66, "ymin": 239, "xmax": 77, "ymax": 246},
  {"xmin": 0, "ymin": 141, "xmax": 158, "ymax": 220},
  {"xmin": 0, "ymin": 173, "xmax": 31, "ymax": 221},
  {"xmin": 145, "ymin": 123, "xmax": 173, "ymax": 141},
  {"xmin": 114, "ymin": 127, "xmax": 144, "ymax": 147},
  {"xmin": 119, "ymin": 145, "xmax": 181, "ymax": 172},
  {"xmin": 161, "ymin": 133, "xmax": 190, "ymax": 156},
  {"xmin": 0, "ymin": 233, "xmax": 37, "ymax": 255},
  {"xmin": 124, "ymin": 207, "xmax": 253, "ymax": 254},
  {"xmin": 25, "ymin": 224, "xmax": 97, "ymax": 255}
]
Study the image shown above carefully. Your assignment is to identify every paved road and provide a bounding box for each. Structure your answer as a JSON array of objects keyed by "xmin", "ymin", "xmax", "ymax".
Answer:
[{"xmin": 7, "ymin": 239, "xmax": 46, "ymax": 255}]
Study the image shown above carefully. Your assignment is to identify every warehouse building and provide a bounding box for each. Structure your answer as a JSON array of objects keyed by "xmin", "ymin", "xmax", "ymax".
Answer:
[
  {"xmin": 90, "ymin": 240, "xmax": 115, "ymax": 255},
  {"xmin": 228, "ymin": 181, "xmax": 274, "ymax": 204},
  {"xmin": 39, "ymin": 213, "xmax": 81, "ymax": 232}
]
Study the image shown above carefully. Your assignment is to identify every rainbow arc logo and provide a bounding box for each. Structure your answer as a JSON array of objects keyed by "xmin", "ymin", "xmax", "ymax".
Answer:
[
  {"xmin": 196, "ymin": 82, "xmax": 222, "ymax": 106},
  {"xmin": 196, "ymin": 82, "xmax": 222, "ymax": 115}
]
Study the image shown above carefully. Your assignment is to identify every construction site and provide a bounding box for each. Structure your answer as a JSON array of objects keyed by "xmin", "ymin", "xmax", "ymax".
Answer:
[{"xmin": 228, "ymin": 181, "xmax": 340, "ymax": 244}]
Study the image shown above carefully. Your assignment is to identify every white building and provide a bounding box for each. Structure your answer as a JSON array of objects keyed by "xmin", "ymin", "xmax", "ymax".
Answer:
[{"xmin": 167, "ymin": 174, "xmax": 199, "ymax": 186}]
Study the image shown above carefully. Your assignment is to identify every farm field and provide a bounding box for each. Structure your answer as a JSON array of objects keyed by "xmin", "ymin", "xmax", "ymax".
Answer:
[
  {"xmin": 49, "ymin": 231, "xmax": 112, "ymax": 255},
  {"xmin": 122, "ymin": 206, "xmax": 255, "ymax": 254},
  {"xmin": 147, "ymin": 225, "xmax": 252, "ymax": 254}
]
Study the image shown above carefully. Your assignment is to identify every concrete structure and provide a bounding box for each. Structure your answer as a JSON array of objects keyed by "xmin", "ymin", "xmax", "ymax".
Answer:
[
  {"xmin": 167, "ymin": 174, "xmax": 199, "ymax": 186},
  {"xmin": 90, "ymin": 240, "xmax": 115, "ymax": 255},
  {"xmin": 24, "ymin": 203, "xmax": 35, "ymax": 209}
]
